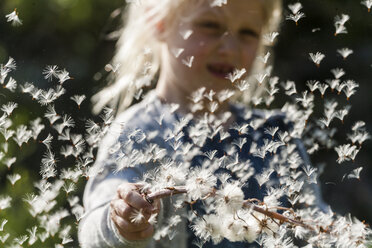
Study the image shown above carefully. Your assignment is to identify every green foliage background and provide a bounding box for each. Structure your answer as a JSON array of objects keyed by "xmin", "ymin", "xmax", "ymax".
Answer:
[{"xmin": 0, "ymin": 0, "xmax": 371, "ymax": 246}]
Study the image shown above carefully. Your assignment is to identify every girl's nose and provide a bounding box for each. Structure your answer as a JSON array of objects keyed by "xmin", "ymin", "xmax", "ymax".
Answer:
[{"xmin": 217, "ymin": 31, "xmax": 238, "ymax": 56}]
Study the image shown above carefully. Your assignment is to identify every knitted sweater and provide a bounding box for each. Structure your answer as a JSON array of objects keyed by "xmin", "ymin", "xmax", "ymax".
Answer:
[{"xmin": 78, "ymin": 90, "xmax": 326, "ymax": 248}]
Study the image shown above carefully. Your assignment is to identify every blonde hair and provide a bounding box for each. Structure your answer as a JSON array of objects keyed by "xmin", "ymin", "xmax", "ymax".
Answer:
[{"xmin": 92, "ymin": 0, "xmax": 282, "ymax": 115}]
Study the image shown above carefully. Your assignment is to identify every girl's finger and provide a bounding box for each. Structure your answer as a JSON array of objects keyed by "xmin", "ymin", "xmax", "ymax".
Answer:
[
  {"xmin": 118, "ymin": 187, "xmax": 154, "ymax": 214},
  {"xmin": 111, "ymin": 207, "xmax": 151, "ymax": 233},
  {"xmin": 111, "ymin": 198, "xmax": 151, "ymax": 222}
]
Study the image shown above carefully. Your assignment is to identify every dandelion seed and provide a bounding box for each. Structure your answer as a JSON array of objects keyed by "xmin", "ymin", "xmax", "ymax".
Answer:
[
  {"xmin": 208, "ymin": 101, "xmax": 219, "ymax": 113},
  {"xmin": 4, "ymin": 157, "xmax": 16, "ymax": 169},
  {"xmin": 29, "ymin": 88, "xmax": 42, "ymax": 100},
  {"xmin": 348, "ymin": 130, "xmax": 370, "ymax": 145},
  {"xmin": 40, "ymin": 133, "xmax": 53, "ymax": 150},
  {"xmin": 252, "ymin": 96, "xmax": 262, "ymax": 106},
  {"xmin": 171, "ymin": 48, "xmax": 185, "ymax": 58},
  {"xmin": 57, "ymin": 69, "xmax": 72, "ymax": 84},
  {"xmin": 335, "ymin": 106, "xmax": 350, "ymax": 123},
  {"xmin": 226, "ymin": 68, "xmax": 246, "ymax": 83},
  {"xmin": 42, "ymin": 65, "xmax": 59, "ymax": 81},
  {"xmin": 85, "ymin": 119, "xmax": 100, "ymax": 133},
  {"xmin": 14, "ymin": 235, "xmax": 28, "ymax": 245},
  {"xmin": 326, "ymin": 79, "xmax": 340, "ymax": 92},
  {"xmin": 4, "ymin": 57, "xmax": 16, "ymax": 71},
  {"xmin": 343, "ymin": 167, "xmax": 363, "ymax": 181},
  {"xmin": 336, "ymin": 82, "xmax": 346, "ymax": 95},
  {"xmin": 130, "ymin": 208, "xmax": 145, "ymax": 224},
  {"xmin": 179, "ymin": 29, "xmax": 193, "ymax": 40},
  {"xmin": 217, "ymin": 183, "xmax": 244, "ymax": 214},
  {"xmin": 232, "ymin": 123, "xmax": 249, "ymax": 135},
  {"xmin": 264, "ymin": 126, "xmax": 279, "ymax": 139},
  {"xmin": 309, "ymin": 52, "xmax": 325, "ymax": 67},
  {"xmin": 204, "ymin": 150, "xmax": 218, "ymax": 160},
  {"xmin": 7, "ymin": 173, "xmax": 21, "ymax": 186},
  {"xmin": 44, "ymin": 105, "xmax": 60, "ymax": 125},
  {"xmin": 258, "ymin": 52, "xmax": 271, "ymax": 64},
  {"xmin": 356, "ymin": 131, "xmax": 370, "ymax": 146},
  {"xmin": 335, "ymin": 144, "xmax": 357, "ymax": 163},
  {"xmin": 182, "ymin": 56, "xmax": 194, "ymax": 67},
  {"xmin": 62, "ymin": 114, "xmax": 75, "ymax": 128},
  {"xmin": 263, "ymin": 32, "xmax": 279, "ymax": 45},
  {"xmin": 186, "ymin": 168, "xmax": 217, "ymax": 200},
  {"xmin": 41, "ymin": 149, "xmax": 57, "ymax": 168},
  {"xmin": 0, "ymin": 233, "xmax": 9, "ymax": 243},
  {"xmin": 288, "ymin": 2, "xmax": 303, "ymax": 14},
  {"xmin": 302, "ymin": 164, "xmax": 317, "ymax": 177},
  {"xmin": 335, "ymin": 13, "xmax": 350, "ymax": 26},
  {"xmin": 306, "ymin": 80, "xmax": 320, "ymax": 93},
  {"xmin": 1, "ymin": 102, "xmax": 17, "ymax": 116},
  {"xmin": 0, "ymin": 219, "xmax": 8, "ymax": 231},
  {"xmin": 254, "ymin": 73, "xmax": 268, "ymax": 85},
  {"xmin": 20, "ymin": 82, "xmax": 34, "ymax": 93},
  {"xmin": 38, "ymin": 88, "xmax": 58, "ymax": 105},
  {"xmin": 5, "ymin": 9, "xmax": 22, "ymax": 26},
  {"xmin": 13, "ymin": 125, "xmax": 32, "ymax": 147},
  {"xmin": 191, "ymin": 215, "xmax": 219, "ymax": 243},
  {"xmin": 170, "ymin": 139, "xmax": 183, "ymax": 151},
  {"xmin": 217, "ymin": 89, "xmax": 234, "ymax": 103},
  {"xmin": 234, "ymin": 80, "xmax": 250, "ymax": 91},
  {"xmin": 38, "ymin": 232, "xmax": 49, "ymax": 243},
  {"xmin": 155, "ymin": 113, "xmax": 164, "ymax": 126},
  {"xmin": 62, "ymin": 235, "xmax": 73, "ymax": 245},
  {"xmin": 331, "ymin": 68, "xmax": 345, "ymax": 79},
  {"xmin": 317, "ymin": 83, "xmax": 329, "ymax": 98},
  {"xmin": 255, "ymin": 169, "xmax": 274, "ymax": 187},
  {"xmin": 146, "ymin": 212, "xmax": 157, "ymax": 225},
  {"xmin": 134, "ymin": 88, "xmax": 143, "ymax": 100},
  {"xmin": 286, "ymin": 12, "xmax": 305, "ymax": 25},
  {"xmin": 27, "ymin": 226, "xmax": 37, "ymax": 246},
  {"xmin": 203, "ymin": 89, "xmax": 216, "ymax": 101},
  {"xmin": 190, "ymin": 87, "xmax": 206, "ymax": 103},
  {"xmin": 334, "ymin": 14, "xmax": 350, "ymax": 36},
  {"xmin": 312, "ymin": 27, "xmax": 321, "ymax": 32},
  {"xmin": 70, "ymin": 94, "xmax": 86, "ymax": 109},
  {"xmin": 0, "ymin": 196, "xmax": 11, "ymax": 210},
  {"xmin": 232, "ymin": 137, "xmax": 247, "ymax": 152},
  {"xmin": 210, "ymin": 0, "xmax": 227, "ymax": 7},
  {"xmin": 337, "ymin": 48, "xmax": 353, "ymax": 60},
  {"xmin": 361, "ymin": 0, "xmax": 372, "ymax": 12},
  {"xmin": 104, "ymin": 63, "xmax": 120, "ymax": 73},
  {"xmin": 295, "ymin": 91, "xmax": 314, "ymax": 108},
  {"xmin": 319, "ymin": 117, "xmax": 332, "ymax": 128},
  {"xmin": 63, "ymin": 182, "xmax": 76, "ymax": 195},
  {"xmin": 282, "ymin": 80, "xmax": 297, "ymax": 96},
  {"xmin": 343, "ymin": 85, "xmax": 357, "ymax": 100},
  {"xmin": 4, "ymin": 77, "xmax": 17, "ymax": 92},
  {"xmin": 352, "ymin": 121, "xmax": 366, "ymax": 131}
]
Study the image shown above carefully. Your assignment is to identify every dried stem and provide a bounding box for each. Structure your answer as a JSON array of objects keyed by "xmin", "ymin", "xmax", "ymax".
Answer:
[{"xmin": 145, "ymin": 186, "xmax": 316, "ymax": 232}]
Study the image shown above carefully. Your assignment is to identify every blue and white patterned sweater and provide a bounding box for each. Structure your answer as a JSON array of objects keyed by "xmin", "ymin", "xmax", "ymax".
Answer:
[{"xmin": 78, "ymin": 90, "xmax": 326, "ymax": 248}]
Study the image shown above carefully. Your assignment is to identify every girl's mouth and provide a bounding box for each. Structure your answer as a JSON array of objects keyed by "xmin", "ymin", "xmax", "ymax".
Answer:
[{"xmin": 207, "ymin": 63, "xmax": 235, "ymax": 79}]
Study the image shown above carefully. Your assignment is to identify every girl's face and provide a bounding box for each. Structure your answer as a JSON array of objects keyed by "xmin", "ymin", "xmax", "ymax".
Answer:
[{"xmin": 158, "ymin": 0, "xmax": 264, "ymax": 101}]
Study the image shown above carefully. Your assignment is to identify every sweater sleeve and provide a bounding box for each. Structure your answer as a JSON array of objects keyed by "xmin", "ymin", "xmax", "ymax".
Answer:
[
  {"xmin": 78, "ymin": 164, "xmax": 152, "ymax": 248},
  {"xmin": 293, "ymin": 137, "xmax": 329, "ymax": 212}
]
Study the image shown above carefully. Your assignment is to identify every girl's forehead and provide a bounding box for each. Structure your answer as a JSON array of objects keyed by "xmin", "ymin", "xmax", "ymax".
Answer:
[{"xmin": 182, "ymin": 0, "xmax": 264, "ymax": 22}]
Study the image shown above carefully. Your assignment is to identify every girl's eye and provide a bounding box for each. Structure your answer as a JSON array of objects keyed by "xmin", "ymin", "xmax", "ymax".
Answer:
[
  {"xmin": 196, "ymin": 21, "xmax": 223, "ymax": 32},
  {"xmin": 200, "ymin": 21, "xmax": 221, "ymax": 29},
  {"xmin": 240, "ymin": 29, "xmax": 259, "ymax": 39}
]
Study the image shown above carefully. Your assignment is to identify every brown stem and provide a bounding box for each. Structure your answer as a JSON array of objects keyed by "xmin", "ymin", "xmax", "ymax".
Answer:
[
  {"xmin": 145, "ymin": 186, "xmax": 315, "ymax": 231},
  {"xmin": 244, "ymin": 201, "xmax": 315, "ymax": 231}
]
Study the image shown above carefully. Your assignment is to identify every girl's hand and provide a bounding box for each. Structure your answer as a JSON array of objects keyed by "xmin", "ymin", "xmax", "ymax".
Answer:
[{"xmin": 110, "ymin": 182, "xmax": 160, "ymax": 241}]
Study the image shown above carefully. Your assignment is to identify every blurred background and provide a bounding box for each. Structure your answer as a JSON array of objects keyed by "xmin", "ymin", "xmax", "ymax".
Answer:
[{"xmin": 0, "ymin": 0, "xmax": 371, "ymax": 246}]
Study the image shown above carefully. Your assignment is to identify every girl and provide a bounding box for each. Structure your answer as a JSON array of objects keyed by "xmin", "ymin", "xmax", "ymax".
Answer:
[{"xmin": 79, "ymin": 0, "xmax": 324, "ymax": 247}]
